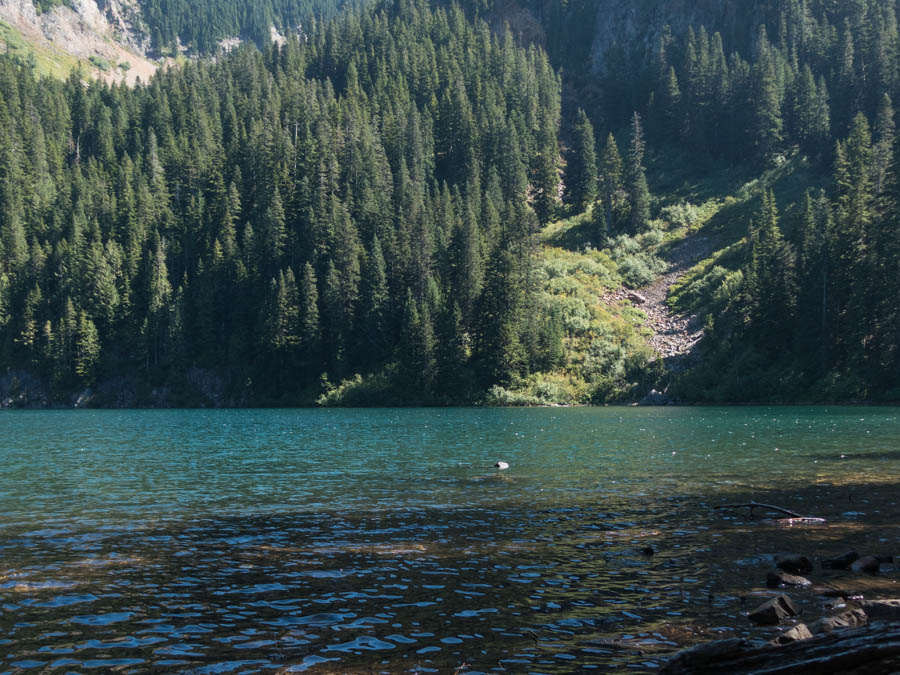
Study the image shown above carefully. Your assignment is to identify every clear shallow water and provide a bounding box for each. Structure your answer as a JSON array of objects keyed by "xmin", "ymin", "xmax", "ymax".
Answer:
[{"xmin": 1, "ymin": 407, "xmax": 899, "ymax": 673}]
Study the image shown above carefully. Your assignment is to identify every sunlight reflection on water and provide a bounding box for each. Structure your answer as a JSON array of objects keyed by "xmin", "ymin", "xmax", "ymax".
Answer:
[{"xmin": 0, "ymin": 407, "xmax": 899, "ymax": 672}]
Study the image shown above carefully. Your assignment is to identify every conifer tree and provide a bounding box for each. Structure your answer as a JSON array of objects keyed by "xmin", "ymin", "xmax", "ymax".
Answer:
[
  {"xmin": 566, "ymin": 109, "xmax": 598, "ymax": 212},
  {"xmin": 398, "ymin": 288, "xmax": 435, "ymax": 396},
  {"xmin": 145, "ymin": 239, "xmax": 173, "ymax": 370},
  {"xmin": 598, "ymin": 133, "xmax": 623, "ymax": 236},
  {"xmin": 743, "ymin": 190, "xmax": 797, "ymax": 350},
  {"xmin": 626, "ymin": 112, "xmax": 651, "ymax": 233},
  {"xmin": 357, "ymin": 237, "xmax": 389, "ymax": 366},
  {"xmin": 434, "ymin": 299, "xmax": 467, "ymax": 397},
  {"xmin": 75, "ymin": 311, "xmax": 101, "ymax": 386},
  {"xmin": 473, "ymin": 245, "xmax": 526, "ymax": 387},
  {"xmin": 749, "ymin": 28, "xmax": 783, "ymax": 165},
  {"xmin": 660, "ymin": 66, "xmax": 683, "ymax": 141},
  {"xmin": 873, "ymin": 94, "xmax": 896, "ymax": 196}
]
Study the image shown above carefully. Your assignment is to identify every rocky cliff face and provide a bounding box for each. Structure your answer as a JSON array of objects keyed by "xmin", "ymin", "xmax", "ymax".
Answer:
[
  {"xmin": 0, "ymin": 0, "xmax": 154, "ymax": 83},
  {"xmin": 588, "ymin": 0, "xmax": 765, "ymax": 74},
  {"xmin": 484, "ymin": 0, "xmax": 767, "ymax": 76}
]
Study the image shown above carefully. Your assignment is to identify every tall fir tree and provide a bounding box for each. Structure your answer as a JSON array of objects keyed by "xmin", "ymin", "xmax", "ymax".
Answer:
[
  {"xmin": 626, "ymin": 112, "xmax": 651, "ymax": 233},
  {"xmin": 565, "ymin": 109, "xmax": 598, "ymax": 213}
]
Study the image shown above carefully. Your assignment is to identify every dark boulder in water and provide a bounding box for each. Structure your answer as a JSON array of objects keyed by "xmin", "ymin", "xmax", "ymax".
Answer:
[
  {"xmin": 811, "ymin": 608, "xmax": 867, "ymax": 634},
  {"xmin": 748, "ymin": 594, "xmax": 798, "ymax": 625},
  {"xmin": 766, "ymin": 570, "xmax": 811, "ymax": 588},
  {"xmin": 639, "ymin": 389, "xmax": 669, "ymax": 406},
  {"xmin": 851, "ymin": 556, "xmax": 880, "ymax": 575},
  {"xmin": 822, "ymin": 551, "xmax": 860, "ymax": 570},
  {"xmin": 775, "ymin": 554, "xmax": 813, "ymax": 574},
  {"xmin": 861, "ymin": 599, "xmax": 900, "ymax": 620},
  {"xmin": 769, "ymin": 623, "xmax": 813, "ymax": 645}
]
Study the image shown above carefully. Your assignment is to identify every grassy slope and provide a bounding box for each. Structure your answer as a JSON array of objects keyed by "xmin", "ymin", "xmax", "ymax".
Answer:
[
  {"xmin": 491, "ymin": 216, "xmax": 656, "ymax": 405},
  {"xmin": 504, "ymin": 146, "xmax": 828, "ymax": 406},
  {"xmin": 660, "ymin": 149, "xmax": 825, "ymax": 317},
  {"xmin": 488, "ymin": 209, "xmax": 659, "ymax": 407},
  {"xmin": 0, "ymin": 19, "xmax": 83, "ymax": 79}
]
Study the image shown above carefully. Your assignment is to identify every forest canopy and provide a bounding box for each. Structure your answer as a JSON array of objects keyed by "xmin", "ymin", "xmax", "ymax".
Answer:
[{"xmin": 3, "ymin": 0, "xmax": 899, "ymax": 405}]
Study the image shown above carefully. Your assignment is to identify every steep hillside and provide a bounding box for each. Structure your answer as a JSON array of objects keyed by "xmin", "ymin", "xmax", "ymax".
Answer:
[{"xmin": 0, "ymin": 0, "xmax": 155, "ymax": 83}]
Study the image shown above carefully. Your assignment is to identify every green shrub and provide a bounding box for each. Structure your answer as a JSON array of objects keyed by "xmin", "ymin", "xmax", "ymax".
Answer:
[
  {"xmin": 89, "ymin": 55, "xmax": 111, "ymax": 71},
  {"xmin": 317, "ymin": 371, "xmax": 396, "ymax": 406},
  {"xmin": 483, "ymin": 385, "xmax": 543, "ymax": 407}
]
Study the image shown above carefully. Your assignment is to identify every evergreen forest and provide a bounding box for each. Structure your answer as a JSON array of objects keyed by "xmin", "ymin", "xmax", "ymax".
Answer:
[{"xmin": 1, "ymin": 0, "xmax": 899, "ymax": 405}]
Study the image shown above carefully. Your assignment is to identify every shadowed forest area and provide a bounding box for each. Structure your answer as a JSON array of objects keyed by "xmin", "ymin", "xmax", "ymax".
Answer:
[{"xmin": 0, "ymin": 0, "xmax": 898, "ymax": 406}]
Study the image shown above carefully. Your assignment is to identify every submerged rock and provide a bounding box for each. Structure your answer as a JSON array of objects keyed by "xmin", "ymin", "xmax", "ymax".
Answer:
[
  {"xmin": 822, "ymin": 551, "xmax": 860, "ymax": 570},
  {"xmin": 766, "ymin": 570, "xmax": 811, "ymax": 588},
  {"xmin": 660, "ymin": 638, "xmax": 761, "ymax": 674},
  {"xmin": 769, "ymin": 623, "xmax": 813, "ymax": 645},
  {"xmin": 812, "ymin": 608, "xmax": 868, "ymax": 634},
  {"xmin": 639, "ymin": 389, "xmax": 669, "ymax": 406},
  {"xmin": 748, "ymin": 594, "xmax": 799, "ymax": 625},
  {"xmin": 775, "ymin": 554, "xmax": 813, "ymax": 574},
  {"xmin": 851, "ymin": 556, "xmax": 880, "ymax": 575},
  {"xmin": 861, "ymin": 599, "xmax": 900, "ymax": 620}
]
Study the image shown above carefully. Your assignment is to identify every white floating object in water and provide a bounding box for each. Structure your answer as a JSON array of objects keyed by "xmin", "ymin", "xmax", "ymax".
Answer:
[{"xmin": 495, "ymin": 461, "xmax": 509, "ymax": 470}]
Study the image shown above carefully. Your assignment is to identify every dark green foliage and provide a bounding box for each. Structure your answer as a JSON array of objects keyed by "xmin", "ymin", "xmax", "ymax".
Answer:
[
  {"xmin": 565, "ymin": 109, "xmax": 598, "ymax": 212},
  {"xmin": 398, "ymin": 288, "xmax": 435, "ymax": 395},
  {"xmin": 626, "ymin": 112, "xmax": 651, "ymax": 233},
  {"xmin": 473, "ymin": 245, "xmax": 528, "ymax": 387},
  {"xmin": 32, "ymin": 0, "xmax": 73, "ymax": 13},
  {"xmin": 7, "ymin": 0, "xmax": 900, "ymax": 404},
  {"xmin": 138, "ymin": 0, "xmax": 355, "ymax": 55},
  {"xmin": 696, "ymin": 108, "xmax": 900, "ymax": 401},
  {"xmin": 740, "ymin": 190, "xmax": 797, "ymax": 349},
  {"xmin": 597, "ymin": 133, "xmax": 624, "ymax": 237},
  {"xmin": 498, "ymin": 0, "xmax": 900, "ymax": 168},
  {"xmin": 0, "ymin": 0, "xmax": 561, "ymax": 404}
]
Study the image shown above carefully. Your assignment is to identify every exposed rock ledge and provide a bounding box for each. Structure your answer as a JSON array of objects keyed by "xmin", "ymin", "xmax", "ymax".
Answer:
[{"xmin": 0, "ymin": 0, "xmax": 156, "ymax": 85}]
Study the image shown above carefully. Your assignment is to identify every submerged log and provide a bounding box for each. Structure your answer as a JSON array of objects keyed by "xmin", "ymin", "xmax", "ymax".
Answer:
[{"xmin": 660, "ymin": 621, "xmax": 900, "ymax": 674}]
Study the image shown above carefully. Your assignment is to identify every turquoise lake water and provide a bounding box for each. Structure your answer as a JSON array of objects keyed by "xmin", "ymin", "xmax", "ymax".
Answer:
[{"xmin": 1, "ymin": 407, "xmax": 899, "ymax": 673}]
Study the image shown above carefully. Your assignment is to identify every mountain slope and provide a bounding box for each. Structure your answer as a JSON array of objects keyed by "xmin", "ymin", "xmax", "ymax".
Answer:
[{"xmin": 0, "ymin": 0, "xmax": 155, "ymax": 83}]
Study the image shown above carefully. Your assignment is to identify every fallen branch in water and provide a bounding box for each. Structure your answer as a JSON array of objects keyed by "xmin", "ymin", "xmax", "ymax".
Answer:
[
  {"xmin": 660, "ymin": 621, "xmax": 900, "ymax": 674},
  {"xmin": 714, "ymin": 501, "xmax": 819, "ymax": 520}
]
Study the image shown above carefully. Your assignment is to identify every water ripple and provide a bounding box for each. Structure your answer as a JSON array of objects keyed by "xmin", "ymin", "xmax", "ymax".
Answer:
[{"xmin": 0, "ymin": 407, "xmax": 898, "ymax": 672}]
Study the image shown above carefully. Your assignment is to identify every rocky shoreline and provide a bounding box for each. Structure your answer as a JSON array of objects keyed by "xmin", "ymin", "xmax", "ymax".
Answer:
[{"xmin": 661, "ymin": 548, "xmax": 900, "ymax": 673}]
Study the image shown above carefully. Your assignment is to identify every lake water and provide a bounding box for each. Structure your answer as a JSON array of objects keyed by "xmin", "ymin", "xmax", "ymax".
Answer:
[{"xmin": 1, "ymin": 407, "xmax": 899, "ymax": 673}]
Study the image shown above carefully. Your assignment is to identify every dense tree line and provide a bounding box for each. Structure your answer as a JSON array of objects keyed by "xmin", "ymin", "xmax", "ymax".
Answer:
[
  {"xmin": 478, "ymin": 0, "xmax": 899, "ymax": 399},
  {"xmin": 649, "ymin": 1, "xmax": 898, "ymax": 165},
  {"xmin": 690, "ymin": 102, "xmax": 900, "ymax": 399},
  {"xmin": 640, "ymin": 1, "xmax": 897, "ymax": 166},
  {"xmin": 136, "ymin": 0, "xmax": 354, "ymax": 55},
  {"xmin": 466, "ymin": 0, "xmax": 898, "ymax": 168},
  {"xmin": 0, "ymin": 0, "xmax": 563, "ymax": 403}
]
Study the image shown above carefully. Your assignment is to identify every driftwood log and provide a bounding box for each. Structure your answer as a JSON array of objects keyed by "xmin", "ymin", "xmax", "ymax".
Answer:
[
  {"xmin": 660, "ymin": 621, "xmax": 900, "ymax": 674},
  {"xmin": 714, "ymin": 501, "xmax": 826, "ymax": 524}
]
